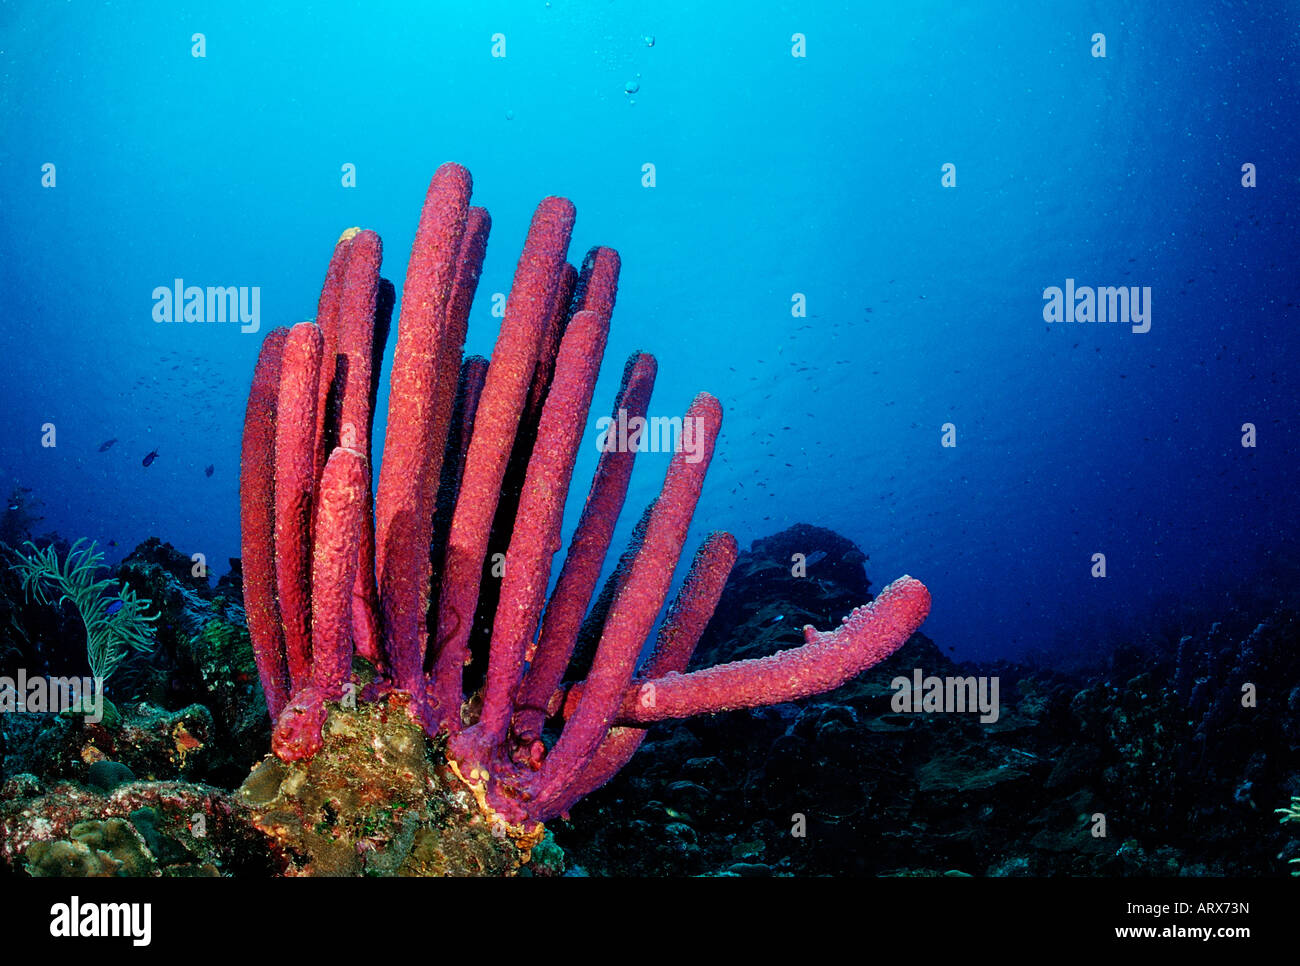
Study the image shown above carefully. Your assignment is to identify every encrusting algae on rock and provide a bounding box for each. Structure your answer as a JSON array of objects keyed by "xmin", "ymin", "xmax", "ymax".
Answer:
[{"xmin": 236, "ymin": 694, "xmax": 565, "ymax": 876}]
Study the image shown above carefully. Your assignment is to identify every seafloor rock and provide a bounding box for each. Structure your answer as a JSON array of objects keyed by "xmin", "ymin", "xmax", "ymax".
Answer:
[
  {"xmin": 114, "ymin": 538, "xmax": 270, "ymax": 782},
  {"xmin": 87, "ymin": 759, "xmax": 135, "ymax": 792},
  {"xmin": 181, "ymin": 617, "xmax": 270, "ymax": 779},
  {"xmin": 7, "ymin": 521, "xmax": 1295, "ymax": 878},
  {"xmin": 0, "ymin": 776, "xmax": 277, "ymax": 876},
  {"xmin": 690, "ymin": 522, "xmax": 874, "ymax": 669},
  {"xmin": 0, "ymin": 696, "xmax": 572, "ymax": 878},
  {"xmin": 119, "ymin": 543, "xmax": 264, "ymax": 696},
  {"xmin": 235, "ymin": 693, "xmax": 564, "ymax": 877},
  {"xmin": 6, "ymin": 701, "xmax": 215, "ymax": 785}
]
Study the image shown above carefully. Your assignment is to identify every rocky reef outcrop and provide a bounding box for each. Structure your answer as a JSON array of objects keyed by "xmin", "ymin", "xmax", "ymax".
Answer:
[
  {"xmin": 552, "ymin": 524, "xmax": 1300, "ymax": 877},
  {"xmin": 3, "ymin": 524, "xmax": 1297, "ymax": 877}
]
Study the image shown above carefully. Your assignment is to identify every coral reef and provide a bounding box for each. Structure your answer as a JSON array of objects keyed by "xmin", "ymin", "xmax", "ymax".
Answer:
[
  {"xmin": 112, "ymin": 539, "xmax": 270, "ymax": 782},
  {"xmin": 26, "ymin": 818, "xmax": 156, "ymax": 877},
  {"xmin": 687, "ymin": 523, "xmax": 874, "ymax": 669},
  {"xmin": 554, "ymin": 525, "xmax": 1300, "ymax": 877},
  {"xmin": 1, "ymin": 773, "xmax": 276, "ymax": 877},
  {"xmin": 1, "ymin": 535, "xmax": 270, "ymax": 794},
  {"xmin": 236, "ymin": 695, "xmax": 558, "ymax": 876},
  {"xmin": 3, "ymin": 520, "xmax": 1295, "ymax": 878},
  {"xmin": 239, "ymin": 163, "xmax": 931, "ymax": 836},
  {"xmin": 4, "ymin": 698, "xmax": 214, "ymax": 786}
]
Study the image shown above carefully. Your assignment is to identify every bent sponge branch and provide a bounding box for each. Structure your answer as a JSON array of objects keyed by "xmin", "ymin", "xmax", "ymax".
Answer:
[{"xmin": 238, "ymin": 163, "xmax": 931, "ymax": 831}]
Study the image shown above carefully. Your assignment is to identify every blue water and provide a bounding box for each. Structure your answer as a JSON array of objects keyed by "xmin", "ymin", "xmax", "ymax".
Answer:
[{"xmin": 2, "ymin": 1, "xmax": 1296, "ymax": 663}]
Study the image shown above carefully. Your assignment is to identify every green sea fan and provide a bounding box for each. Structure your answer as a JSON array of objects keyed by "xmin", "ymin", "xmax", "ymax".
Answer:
[
  {"xmin": 7, "ymin": 538, "xmax": 157, "ymax": 682},
  {"xmin": 1277, "ymin": 796, "xmax": 1300, "ymax": 876}
]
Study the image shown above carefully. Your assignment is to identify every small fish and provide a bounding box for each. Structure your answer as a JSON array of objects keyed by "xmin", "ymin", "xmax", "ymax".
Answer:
[
  {"xmin": 98, "ymin": 438, "xmax": 118, "ymax": 452},
  {"xmin": 805, "ymin": 550, "xmax": 827, "ymax": 567},
  {"xmin": 106, "ymin": 599, "xmax": 124, "ymax": 616},
  {"xmin": 107, "ymin": 539, "xmax": 117, "ymax": 548},
  {"xmin": 205, "ymin": 464, "xmax": 214, "ymax": 477},
  {"xmin": 142, "ymin": 449, "xmax": 160, "ymax": 467}
]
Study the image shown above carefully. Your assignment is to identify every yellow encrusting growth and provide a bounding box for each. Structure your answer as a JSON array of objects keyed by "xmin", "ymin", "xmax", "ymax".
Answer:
[{"xmin": 447, "ymin": 758, "xmax": 546, "ymax": 857}]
